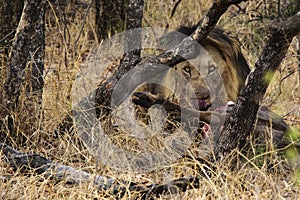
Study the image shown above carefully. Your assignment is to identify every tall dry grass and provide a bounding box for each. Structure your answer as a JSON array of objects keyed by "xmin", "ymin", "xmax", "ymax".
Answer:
[{"xmin": 1, "ymin": 0, "xmax": 300, "ymax": 199}]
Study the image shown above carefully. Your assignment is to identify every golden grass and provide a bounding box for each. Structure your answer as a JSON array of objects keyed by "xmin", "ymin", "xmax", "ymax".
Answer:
[{"xmin": 1, "ymin": 0, "xmax": 300, "ymax": 199}]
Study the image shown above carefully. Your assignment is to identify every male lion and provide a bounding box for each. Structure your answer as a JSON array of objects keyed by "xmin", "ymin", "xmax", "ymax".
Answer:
[
  {"xmin": 130, "ymin": 27, "xmax": 290, "ymax": 154},
  {"xmin": 135, "ymin": 26, "xmax": 251, "ymax": 112}
]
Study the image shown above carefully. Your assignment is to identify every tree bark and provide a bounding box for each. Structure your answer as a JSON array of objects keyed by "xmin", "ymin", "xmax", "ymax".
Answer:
[
  {"xmin": 1, "ymin": 0, "xmax": 46, "ymax": 143},
  {"xmin": 0, "ymin": 0, "xmax": 23, "ymax": 60},
  {"xmin": 214, "ymin": 8, "xmax": 300, "ymax": 163}
]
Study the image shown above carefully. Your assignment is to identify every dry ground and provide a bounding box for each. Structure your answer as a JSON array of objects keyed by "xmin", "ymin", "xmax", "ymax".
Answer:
[{"xmin": 1, "ymin": 0, "xmax": 300, "ymax": 199}]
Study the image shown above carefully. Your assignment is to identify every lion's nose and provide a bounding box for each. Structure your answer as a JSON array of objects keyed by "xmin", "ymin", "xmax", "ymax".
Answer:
[{"xmin": 194, "ymin": 86, "xmax": 210, "ymax": 100}]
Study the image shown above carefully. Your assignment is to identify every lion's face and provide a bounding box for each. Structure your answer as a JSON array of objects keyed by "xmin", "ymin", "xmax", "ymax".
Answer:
[{"xmin": 159, "ymin": 44, "xmax": 231, "ymax": 111}]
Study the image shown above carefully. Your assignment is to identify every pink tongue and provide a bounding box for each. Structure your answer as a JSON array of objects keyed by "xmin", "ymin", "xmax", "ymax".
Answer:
[{"xmin": 192, "ymin": 99, "xmax": 208, "ymax": 111}]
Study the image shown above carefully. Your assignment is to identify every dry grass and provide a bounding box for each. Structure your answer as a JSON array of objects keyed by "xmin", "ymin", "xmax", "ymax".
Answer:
[{"xmin": 1, "ymin": 0, "xmax": 300, "ymax": 199}]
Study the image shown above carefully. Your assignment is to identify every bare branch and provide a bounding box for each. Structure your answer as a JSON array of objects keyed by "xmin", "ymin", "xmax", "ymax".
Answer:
[{"xmin": 170, "ymin": 0, "xmax": 183, "ymax": 19}]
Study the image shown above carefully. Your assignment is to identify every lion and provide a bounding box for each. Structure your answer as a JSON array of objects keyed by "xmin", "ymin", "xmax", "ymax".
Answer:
[
  {"xmin": 127, "ymin": 27, "xmax": 289, "ymax": 155},
  {"xmin": 128, "ymin": 26, "xmax": 251, "ymax": 145},
  {"xmin": 135, "ymin": 26, "xmax": 251, "ymax": 113}
]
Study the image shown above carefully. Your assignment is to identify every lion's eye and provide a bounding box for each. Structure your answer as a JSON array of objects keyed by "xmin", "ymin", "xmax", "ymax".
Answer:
[
  {"xmin": 208, "ymin": 64, "xmax": 217, "ymax": 74},
  {"xmin": 183, "ymin": 65, "xmax": 191, "ymax": 75}
]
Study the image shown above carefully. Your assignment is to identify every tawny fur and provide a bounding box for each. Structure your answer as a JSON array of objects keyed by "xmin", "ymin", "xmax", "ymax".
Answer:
[{"xmin": 140, "ymin": 27, "xmax": 250, "ymax": 110}]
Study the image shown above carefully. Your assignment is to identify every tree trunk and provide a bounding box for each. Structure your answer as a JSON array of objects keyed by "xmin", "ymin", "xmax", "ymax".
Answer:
[
  {"xmin": 214, "ymin": 7, "xmax": 300, "ymax": 163},
  {"xmin": 1, "ymin": 0, "xmax": 46, "ymax": 143}
]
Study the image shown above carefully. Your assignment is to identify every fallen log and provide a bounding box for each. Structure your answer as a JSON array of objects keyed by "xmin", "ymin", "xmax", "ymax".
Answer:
[
  {"xmin": 0, "ymin": 142, "xmax": 203, "ymax": 199},
  {"xmin": 0, "ymin": 142, "xmax": 134, "ymax": 194}
]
